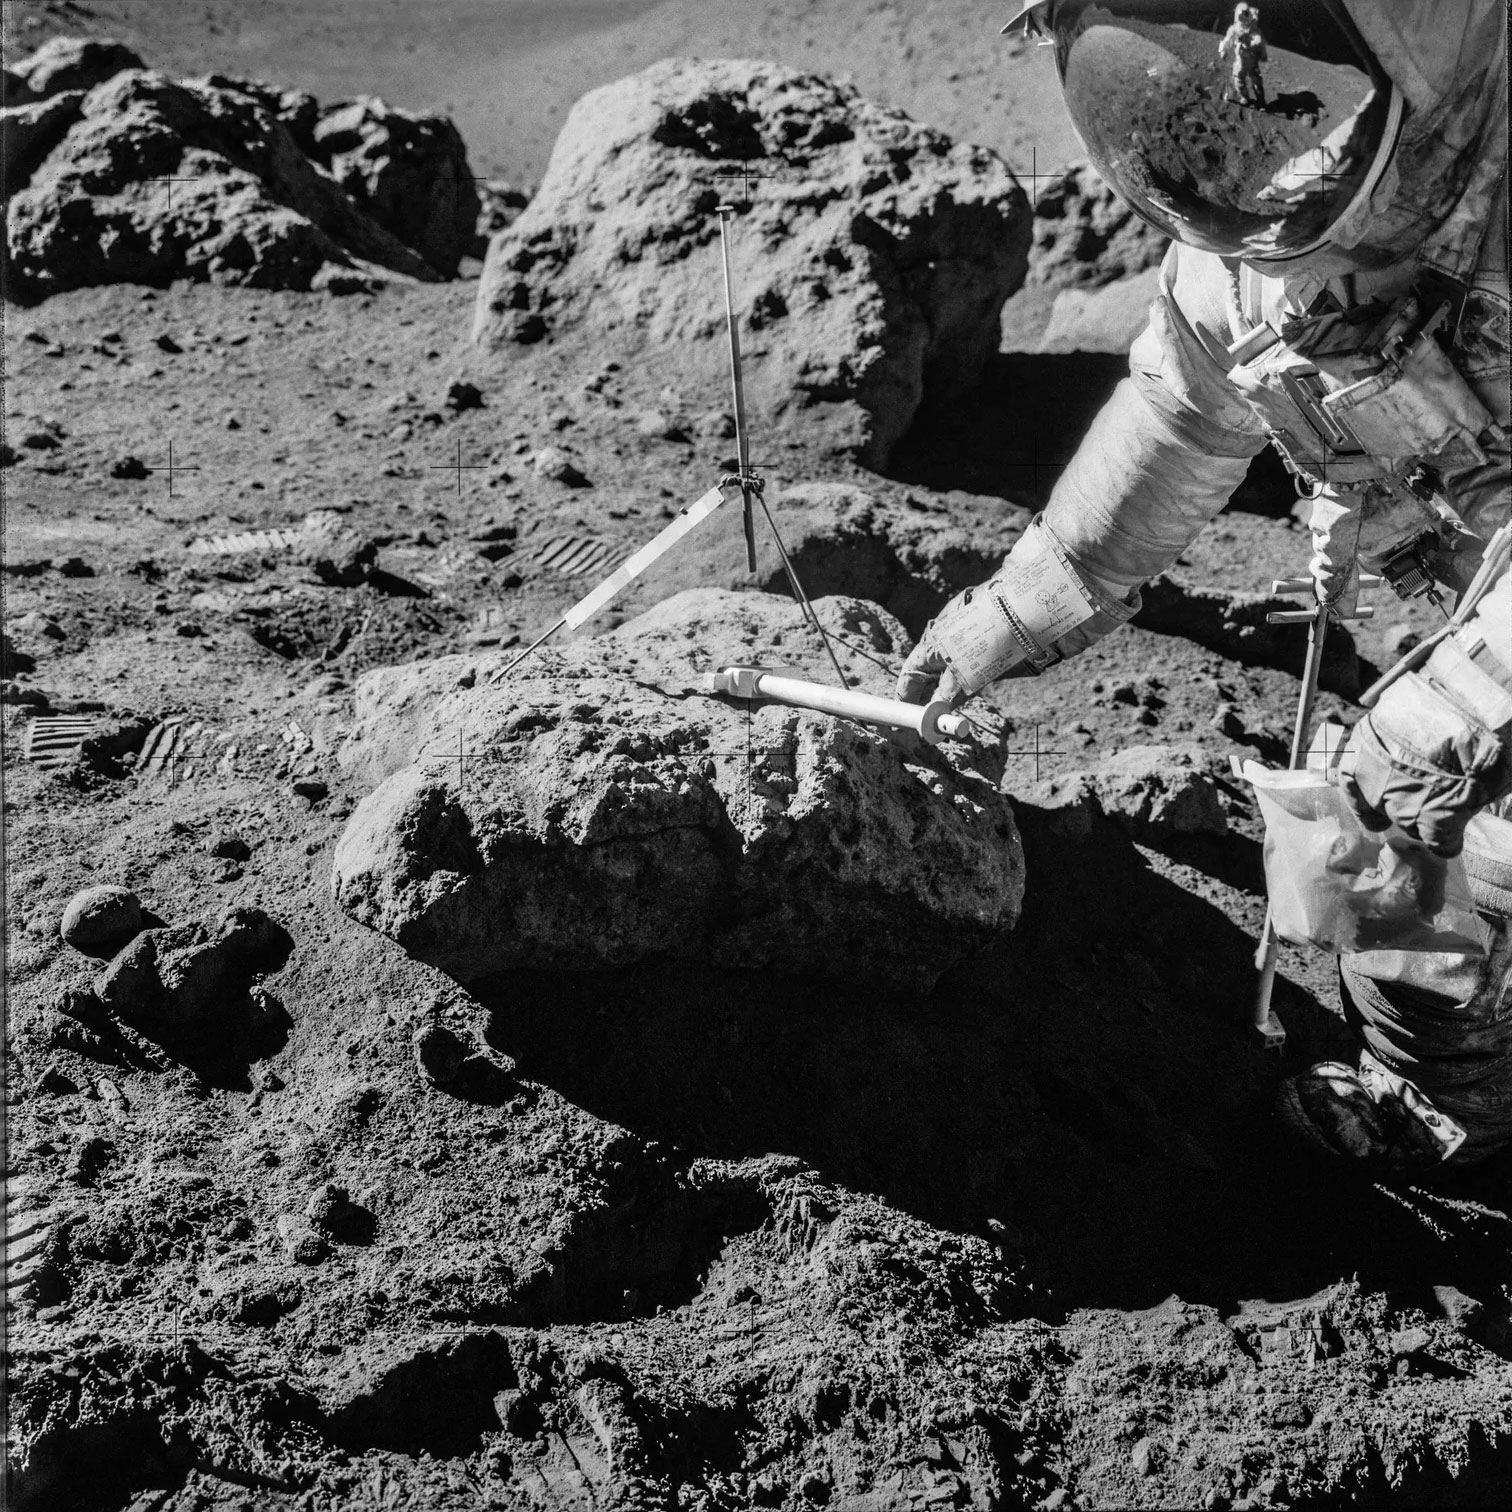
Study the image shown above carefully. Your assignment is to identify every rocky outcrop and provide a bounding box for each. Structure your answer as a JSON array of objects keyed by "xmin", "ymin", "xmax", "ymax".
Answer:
[
  {"xmin": 4, "ymin": 37, "xmax": 480, "ymax": 298},
  {"xmin": 11, "ymin": 37, "xmax": 144, "ymax": 99},
  {"xmin": 310, "ymin": 96, "xmax": 478, "ymax": 278},
  {"xmin": 332, "ymin": 589, "xmax": 1023, "ymax": 990},
  {"xmin": 473, "ymin": 58, "xmax": 1031, "ymax": 470}
]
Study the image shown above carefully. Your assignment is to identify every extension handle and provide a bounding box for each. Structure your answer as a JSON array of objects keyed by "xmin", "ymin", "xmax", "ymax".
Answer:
[{"xmin": 707, "ymin": 665, "xmax": 969, "ymax": 745}]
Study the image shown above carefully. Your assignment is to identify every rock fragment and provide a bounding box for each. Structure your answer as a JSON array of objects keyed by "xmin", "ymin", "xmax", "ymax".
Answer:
[
  {"xmin": 59, "ymin": 884, "xmax": 143, "ymax": 954},
  {"xmin": 530, "ymin": 446, "xmax": 589, "ymax": 486}
]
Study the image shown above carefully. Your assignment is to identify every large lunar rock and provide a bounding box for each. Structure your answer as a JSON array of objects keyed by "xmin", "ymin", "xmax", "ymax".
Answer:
[
  {"xmin": 310, "ymin": 96, "xmax": 478, "ymax": 278},
  {"xmin": 4, "ymin": 43, "xmax": 477, "ymax": 297},
  {"xmin": 473, "ymin": 58, "xmax": 1031, "ymax": 469},
  {"xmin": 332, "ymin": 590, "xmax": 1023, "ymax": 990},
  {"xmin": 632, "ymin": 481, "xmax": 1023, "ymax": 637}
]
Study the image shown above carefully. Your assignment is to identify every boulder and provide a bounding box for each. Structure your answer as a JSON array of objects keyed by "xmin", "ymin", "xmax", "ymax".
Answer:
[
  {"xmin": 1038, "ymin": 745, "xmax": 1227, "ymax": 839},
  {"xmin": 1035, "ymin": 266, "xmax": 1161, "ymax": 355},
  {"xmin": 1027, "ymin": 161, "xmax": 1169, "ymax": 294},
  {"xmin": 631, "ymin": 480, "xmax": 1022, "ymax": 637},
  {"xmin": 1, "ymin": 92, "xmax": 84, "ymax": 190},
  {"xmin": 332, "ymin": 589, "xmax": 1023, "ymax": 990},
  {"xmin": 473, "ymin": 58, "xmax": 1031, "ymax": 469},
  {"xmin": 5, "ymin": 68, "xmax": 450, "ymax": 299},
  {"xmin": 12, "ymin": 36, "xmax": 144, "ymax": 99},
  {"xmin": 310, "ymin": 96, "xmax": 479, "ymax": 277}
]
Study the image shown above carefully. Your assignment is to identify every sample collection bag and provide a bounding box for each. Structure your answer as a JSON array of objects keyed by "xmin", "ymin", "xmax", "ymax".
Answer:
[{"xmin": 1243, "ymin": 760, "xmax": 1489, "ymax": 957}]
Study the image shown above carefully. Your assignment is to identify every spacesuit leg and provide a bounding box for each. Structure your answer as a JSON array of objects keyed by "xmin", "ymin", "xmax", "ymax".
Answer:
[{"xmin": 1339, "ymin": 900, "xmax": 1512, "ymax": 1164}]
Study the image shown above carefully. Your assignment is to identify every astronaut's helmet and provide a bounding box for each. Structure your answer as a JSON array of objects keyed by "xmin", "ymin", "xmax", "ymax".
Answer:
[{"xmin": 1004, "ymin": 1, "xmax": 1403, "ymax": 264}]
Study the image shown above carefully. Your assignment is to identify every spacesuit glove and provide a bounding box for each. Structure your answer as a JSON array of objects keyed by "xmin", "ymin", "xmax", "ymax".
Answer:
[
  {"xmin": 1340, "ymin": 672, "xmax": 1512, "ymax": 858},
  {"xmin": 1307, "ymin": 491, "xmax": 1363, "ymax": 619},
  {"xmin": 895, "ymin": 617, "xmax": 967, "ymax": 707}
]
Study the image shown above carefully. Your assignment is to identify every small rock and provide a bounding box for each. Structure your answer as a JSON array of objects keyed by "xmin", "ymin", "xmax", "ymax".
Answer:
[
  {"xmin": 1039, "ymin": 1492, "xmax": 1070, "ymax": 1512},
  {"xmin": 21, "ymin": 430, "xmax": 61, "ymax": 451},
  {"xmin": 1210, "ymin": 702, "xmax": 1246, "ymax": 738},
  {"xmin": 155, "ymin": 333, "xmax": 183, "ymax": 354},
  {"xmin": 444, "ymin": 379, "xmax": 484, "ymax": 412},
  {"xmin": 1, "ymin": 443, "xmax": 17, "ymax": 467},
  {"xmin": 413, "ymin": 1021, "xmax": 467, "ymax": 1085},
  {"xmin": 110, "ymin": 455, "xmax": 149, "ymax": 481},
  {"xmin": 206, "ymin": 830, "xmax": 252, "ymax": 861},
  {"xmin": 797, "ymin": 1469, "xmax": 831, "ymax": 1504},
  {"xmin": 60, "ymin": 885, "xmax": 143, "ymax": 954},
  {"xmin": 1382, "ymin": 624, "xmax": 1422, "ymax": 658},
  {"xmin": 55, "ymin": 556, "xmax": 93, "ymax": 578},
  {"xmin": 693, "ymin": 409, "xmax": 737, "ymax": 441},
  {"xmin": 1432, "ymin": 1284, "xmax": 1484, "ymax": 1333},
  {"xmin": 292, "ymin": 777, "xmax": 329, "ymax": 801},
  {"xmin": 38, "ymin": 1062, "xmax": 78, "ymax": 1095},
  {"xmin": 305, "ymin": 1182, "xmax": 353, "ymax": 1234},
  {"xmin": 530, "ymin": 446, "xmax": 590, "ymax": 486},
  {"xmin": 277, "ymin": 1213, "xmax": 328, "ymax": 1265},
  {"xmin": 1130, "ymin": 1437, "xmax": 1159, "ymax": 1477},
  {"xmin": 1256, "ymin": 1476, "xmax": 1288, "ymax": 1504}
]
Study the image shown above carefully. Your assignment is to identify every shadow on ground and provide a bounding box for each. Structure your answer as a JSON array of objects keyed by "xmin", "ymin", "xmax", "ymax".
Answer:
[{"xmin": 479, "ymin": 807, "xmax": 1512, "ymax": 1322}]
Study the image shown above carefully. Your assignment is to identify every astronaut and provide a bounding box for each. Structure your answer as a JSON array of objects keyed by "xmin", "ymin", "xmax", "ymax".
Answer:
[
  {"xmin": 901, "ymin": 1, "xmax": 1510, "ymax": 1176},
  {"xmin": 1218, "ymin": 3, "xmax": 1268, "ymax": 108}
]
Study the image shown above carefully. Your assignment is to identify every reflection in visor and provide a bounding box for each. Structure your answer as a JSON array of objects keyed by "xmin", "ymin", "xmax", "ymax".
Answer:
[{"xmin": 1055, "ymin": 3, "xmax": 1394, "ymax": 261}]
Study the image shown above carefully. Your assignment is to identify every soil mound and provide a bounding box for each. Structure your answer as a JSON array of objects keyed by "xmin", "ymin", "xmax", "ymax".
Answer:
[
  {"xmin": 473, "ymin": 57, "xmax": 1031, "ymax": 469},
  {"xmin": 3, "ymin": 36, "xmax": 479, "ymax": 299},
  {"xmin": 332, "ymin": 589, "xmax": 1023, "ymax": 989}
]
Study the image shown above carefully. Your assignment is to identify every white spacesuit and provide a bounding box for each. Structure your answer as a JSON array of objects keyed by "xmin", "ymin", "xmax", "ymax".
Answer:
[{"xmin": 902, "ymin": 1, "xmax": 1511, "ymax": 1174}]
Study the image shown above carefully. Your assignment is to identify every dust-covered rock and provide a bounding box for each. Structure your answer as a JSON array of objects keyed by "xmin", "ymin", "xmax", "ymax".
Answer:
[
  {"xmin": 5, "ymin": 64, "xmax": 455, "ymax": 299},
  {"xmin": 294, "ymin": 509, "xmax": 376, "ymax": 586},
  {"xmin": 1039, "ymin": 745, "xmax": 1227, "ymax": 839},
  {"xmin": 634, "ymin": 480, "xmax": 1022, "ymax": 637},
  {"xmin": 473, "ymin": 58, "xmax": 1031, "ymax": 469},
  {"xmin": 332, "ymin": 588, "xmax": 1023, "ymax": 990},
  {"xmin": 1027, "ymin": 160, "xmax": 1169, "ymax": 294},
  {"xmin": 309, "ymin": 95, "xmax": 479, "ymax": 278},
  {"xmin": 12, "ymin": 37, "xmax": 145, "ymax": 99},
  {"xmin": 59, "ymin": 885, "xmax": 143, "ymax": 954},
  {"xmin": 1093, "ymin": 745, "xmax": 1228, "ymax": 837}
]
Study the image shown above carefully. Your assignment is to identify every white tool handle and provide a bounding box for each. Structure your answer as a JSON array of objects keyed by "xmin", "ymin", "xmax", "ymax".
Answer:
[{"xmin": 710, "ymin": 666, "xmax": 970, "ymax": 745}]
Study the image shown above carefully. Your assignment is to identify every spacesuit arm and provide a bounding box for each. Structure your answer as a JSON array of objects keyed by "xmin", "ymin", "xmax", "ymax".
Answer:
[{"xmin": 898, "ymin": 245, "xmax": 1269, "ymax": 702}]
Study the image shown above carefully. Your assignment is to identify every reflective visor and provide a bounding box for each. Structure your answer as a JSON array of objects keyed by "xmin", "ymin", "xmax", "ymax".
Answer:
[{"xmin": 1045, "ymin": 1, "xmax": 1400, "ymax": 262}]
